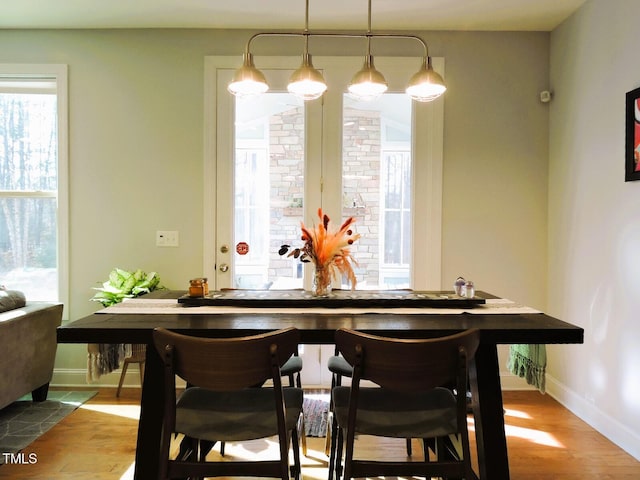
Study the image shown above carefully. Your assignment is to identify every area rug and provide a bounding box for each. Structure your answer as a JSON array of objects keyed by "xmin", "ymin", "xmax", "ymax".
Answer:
[
  {"xmin": 303, "ymin": 392, "xmax": 329, "ymax": 437},
  {"xmin": 0, "ymin": 390, "xmax": 97, "ymax": 464}
]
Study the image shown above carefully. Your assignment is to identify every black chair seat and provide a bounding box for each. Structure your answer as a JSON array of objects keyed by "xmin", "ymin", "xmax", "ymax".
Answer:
[
  {"xmin": 177, "ymin": 386, "xmax": 303, "ymax": 442},
  {"xmin": 332, "ymin": 386, "xmax": 457, "ymax": 438}
]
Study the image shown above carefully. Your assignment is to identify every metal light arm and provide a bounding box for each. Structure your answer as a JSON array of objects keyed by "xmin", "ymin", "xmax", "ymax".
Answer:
[
  {"xmin": 242, "ymin": 31, "xmax": 430, "ymax": 60},
  {"xmin": 231, "ymin": 0, "xmax": 444, "ymax": 102}
]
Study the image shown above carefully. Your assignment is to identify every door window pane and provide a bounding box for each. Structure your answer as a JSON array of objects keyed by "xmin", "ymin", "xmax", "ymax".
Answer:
[
  {"xmin": 233, "ymin": 93, "xmax": 305, "ymax": 289},
  {"xmin": 342, "ymin": 94, "xmax": 412, "ymax": 289}
]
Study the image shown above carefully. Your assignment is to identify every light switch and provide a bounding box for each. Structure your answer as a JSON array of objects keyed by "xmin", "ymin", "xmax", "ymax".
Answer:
[{"xmin": 156, "ymin": 230, "xmax": 179, "ymax": 247}]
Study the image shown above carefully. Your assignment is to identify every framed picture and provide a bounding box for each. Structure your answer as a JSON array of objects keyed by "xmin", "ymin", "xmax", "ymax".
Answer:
[{"xmin": 625, "ymin": 86, "xmax": 640, "ymax": 181}]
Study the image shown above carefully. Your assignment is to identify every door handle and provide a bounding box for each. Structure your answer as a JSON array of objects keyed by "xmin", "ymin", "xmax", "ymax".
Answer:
[{"xmin": 218, "ymin": 263, "xmax": 229, "ymax": 273}]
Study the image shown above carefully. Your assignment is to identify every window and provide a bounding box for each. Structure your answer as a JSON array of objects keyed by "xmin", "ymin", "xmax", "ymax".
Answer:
[{"xmin": 0, "ymin": 65, "xmax": 68, "ymax": 309}]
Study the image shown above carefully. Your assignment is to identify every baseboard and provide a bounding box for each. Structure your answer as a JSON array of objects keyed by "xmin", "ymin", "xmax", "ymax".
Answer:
[
  {"xmin": 52, "ymin": 368, "xmax": 186, "ymax": 388},
  {"xmin": 500, "ymin": 372, "xmax": 538, "ymax": 391},
  {"xmin": 544, "ymin": 374, "xmax": 640, "ymax": 461},
  {"xmin": 52, "ymin": 368, "xmax": 141, "ymax": 388}
]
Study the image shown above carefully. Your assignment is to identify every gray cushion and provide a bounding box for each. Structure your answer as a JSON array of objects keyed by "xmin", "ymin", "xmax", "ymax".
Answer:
[
  {"xmin": 176, "ymin": 387, "xmax": 304, "ymax": 442},
  {"xmin": 281, "ymin": 356, "xmax": 302, "ymax": 375},
  {"xmin": 332, "ymin": 386, "xmax": 457, "ymax": 438},
  {"xmin": 0, "ymin": 290, "xmax": 26, "ymax": 313},
  {"xmin": 328, "ymin": 355, "xmax": 353, "ymax": 377}
]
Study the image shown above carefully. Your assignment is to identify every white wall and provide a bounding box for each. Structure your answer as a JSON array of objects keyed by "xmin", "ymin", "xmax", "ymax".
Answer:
[
  {"xmin": 0, "ymin": 30, "xmax": 550, "ymax": 387},
  {"xmin": 548, "ymin": 0, "xmax": 640, "ymax": 460}
]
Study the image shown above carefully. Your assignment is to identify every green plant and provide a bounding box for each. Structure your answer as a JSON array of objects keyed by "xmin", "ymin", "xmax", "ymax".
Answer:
[{"xmin": 91, "ymin": 268, "xmax": 162, "ymax": 307}]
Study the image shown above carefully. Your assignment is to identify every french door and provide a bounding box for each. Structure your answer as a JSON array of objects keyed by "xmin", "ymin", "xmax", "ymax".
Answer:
[{"xmin": 204, "ymin": 56, "xmax": 444, "ymax": 385}]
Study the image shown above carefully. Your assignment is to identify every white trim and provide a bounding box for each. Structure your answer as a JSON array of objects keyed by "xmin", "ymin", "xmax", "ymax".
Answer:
[
  {"xmin": 203, "ymin": 58, "xmax": 219, "ymax": 285},
  {"xmin": 0, "ymin": 191, "xmax": 57, "ymax": 197},
  {"xmin": 412, "ymin": 57, "xmax": 444, "ymax": 290}
]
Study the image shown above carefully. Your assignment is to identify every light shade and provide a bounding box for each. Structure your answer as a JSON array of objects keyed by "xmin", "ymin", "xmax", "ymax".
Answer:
[
  {"xmin": 228, "ymin": 53, "xmax": 269, "ymax": 97},
  {"xmin": 287, "ymin": 53, "xmax": 327, "ymax": 101},
  {"xmin": 348, "ymin": 55, "xmax": 388, "ymax": 101},
  {"xmin": 405, "ymin": 57, "xmax": 446, "ymax": 102}
]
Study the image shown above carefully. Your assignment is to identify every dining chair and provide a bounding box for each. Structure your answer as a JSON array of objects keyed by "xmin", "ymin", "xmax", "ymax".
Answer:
[
  {"xmin": 152, "ymin": 326, "xmax": 303, "ymax": 480},
  {"xmin": 325, "ymin": 351, "xmax": 414, "ymax": 480},
  {"xmin": 116, "ymin": 343, "xmax": 146, "ymax": 397},
  {"xmin": 331, "ymin": 328, "xmax": 480, "ymax": 480}
]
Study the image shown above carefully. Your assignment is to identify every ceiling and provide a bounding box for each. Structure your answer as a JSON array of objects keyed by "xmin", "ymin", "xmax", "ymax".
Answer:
[{"xmin": 1, "ymin": 0, "xmax": 586, "ymax": 31}]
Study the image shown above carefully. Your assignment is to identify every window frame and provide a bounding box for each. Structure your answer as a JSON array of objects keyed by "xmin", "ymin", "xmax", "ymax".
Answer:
[{"xmin": 0, "ymin": 64, "xmax": 69, "ymax": 318}]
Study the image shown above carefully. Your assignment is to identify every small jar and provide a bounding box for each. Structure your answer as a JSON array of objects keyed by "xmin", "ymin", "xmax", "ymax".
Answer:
[
  {"xmin": 462, "ymin": 280, "xmax": 475, "ymax": 298},
  {"xmin": 188, "ymin": 277, "xmax": 209, "ymax": 297},
  {"xmin": 454, "ymin": 277, "xmax": 466, "ymax": 297}
]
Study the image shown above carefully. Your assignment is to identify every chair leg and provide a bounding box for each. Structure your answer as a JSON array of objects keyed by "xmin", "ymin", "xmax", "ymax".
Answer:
[
  {"xmin": 192, "ymin": 438, "xmax": 204, "ymax": 480},
  {"xmin": 422, "ymin": 438, "xmax": 432, "ymax": 461},
  {"xmin": 406, "ymin": 437, "xmax": 412, "ymax": 456},
  {"xmin": 291, "ymin": 427, "xmax": 302, "ymax": 480},
  {"xmin": 290, "ymin": 368, "xmax": 308, "ymax": 457},
  {"xmin": 334, "ymin": 425, "xmax": 345, "ymax": 480},
  {"xmin": 327, "ymin": 410, "xmax": 340, "ymax": 480},
  {"xmin": 116, "ymin": 360, "xmax": 129, "ymax": 397},
  {"xmin": 117, "ymin": 358, "xmax": 144, "ymax": 397},
  {"xmin": 298, "ymin": 411, "xmax": 308, "ymax": 456},
  {"xmin": 328, "ymin": 364, "xmax": 342, "ymax": 480},
  {"xmin": 138, "ymin": 361, "xmax": 145, "ymax": 387},
  {"xmin": 199, "ymin": 439, "xmax": 216, "ymax": 461},
  {"xmin": 324, "ymin": 410, "xmax": 333, "ymax": 456}
]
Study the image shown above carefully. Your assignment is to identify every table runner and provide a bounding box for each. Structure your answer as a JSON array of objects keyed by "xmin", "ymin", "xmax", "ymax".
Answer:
[{"xmin": 96, "ymin": 297, "xmax": 541, "ymax": 315}]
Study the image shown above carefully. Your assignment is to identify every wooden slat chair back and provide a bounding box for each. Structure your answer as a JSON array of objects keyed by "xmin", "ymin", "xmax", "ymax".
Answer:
[
  {"xmin": 333, "ymin": 328, "xmax": 480, "ymax": 480},
  {"xmin": 152, "ymin": 327, "xmax": 303, "ymax": 480}
]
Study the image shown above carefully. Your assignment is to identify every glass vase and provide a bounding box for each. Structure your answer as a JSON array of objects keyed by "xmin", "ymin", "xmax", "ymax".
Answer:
[{"xmin": 312, "ymin": 264, "xmax": 332, "ymax": 297}]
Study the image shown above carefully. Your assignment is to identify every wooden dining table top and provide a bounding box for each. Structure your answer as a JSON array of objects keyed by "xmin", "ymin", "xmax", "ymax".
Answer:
[{"xmin": 57, "ymin": 290, "xmax": 583, "ymax": 345}]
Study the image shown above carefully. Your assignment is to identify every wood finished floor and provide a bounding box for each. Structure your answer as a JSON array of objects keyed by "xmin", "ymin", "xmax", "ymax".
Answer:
[{"xmin": 0, "ymin": 388, "xmax": 638, "ymax": 479}]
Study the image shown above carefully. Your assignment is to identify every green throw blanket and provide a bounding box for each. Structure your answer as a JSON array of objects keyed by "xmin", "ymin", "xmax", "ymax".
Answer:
[{"xmin": 507, "ymin": 344, "xmax": 546, "ymax": 393}]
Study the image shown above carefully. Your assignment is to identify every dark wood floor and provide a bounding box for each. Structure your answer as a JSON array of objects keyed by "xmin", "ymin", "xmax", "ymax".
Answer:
[{"xmin": 0, "ymin": 388, "xmax": 638, "ymax": 479}]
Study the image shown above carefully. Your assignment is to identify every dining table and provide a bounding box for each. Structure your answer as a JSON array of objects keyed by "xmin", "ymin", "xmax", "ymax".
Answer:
[{"xmin": 57, "ymin": 289, "xmax": 584, "ymax": 480}]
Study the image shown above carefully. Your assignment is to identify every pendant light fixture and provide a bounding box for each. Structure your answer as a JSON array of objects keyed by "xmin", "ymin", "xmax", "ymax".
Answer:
[
  {"xmin": 348, "ymin": 1, "xmax": 387, "ymax": 100},
  {"xmin": 228, "ymin": 0, "xmax": 446, "ymax": 103},
  {"xmin": 287, "ymin": 51, "xmax": 327, "ymax": 100},
  {"xmin": 348, "ymin": 53, "xmax": 388, "ymax": 100},
  {"xmin": 405, "ymin": 56, "xmax": 446, "ymax": 102},
  {"xmin": 227, "ymin": 52, "xmax": 269, "ymax": 97},
  {"xmin": 286, "ymin": 6, "xmax": 327, "ymax": 101}
]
